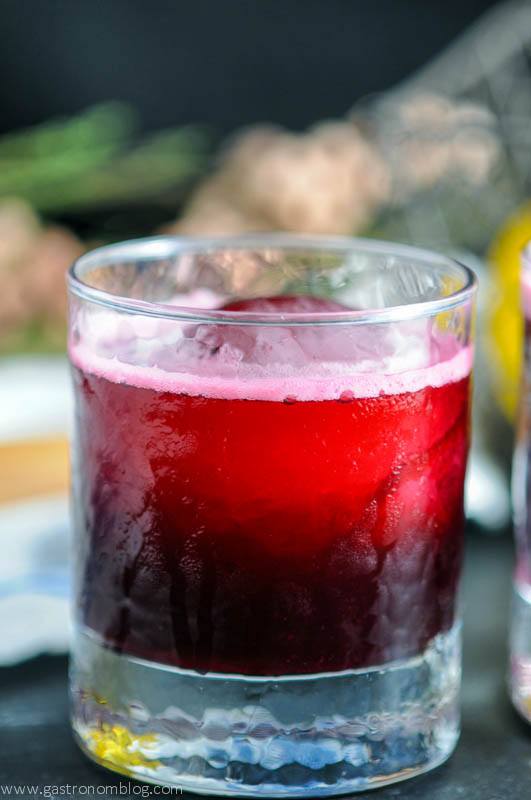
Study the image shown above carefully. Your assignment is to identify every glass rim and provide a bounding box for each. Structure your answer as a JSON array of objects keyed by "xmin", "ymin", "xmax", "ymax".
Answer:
[{"xmin": 68, "ymin": 233, "xmax": 477, "ymax": 326}]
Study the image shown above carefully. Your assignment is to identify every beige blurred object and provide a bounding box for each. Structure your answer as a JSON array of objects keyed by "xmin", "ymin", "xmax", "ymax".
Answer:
[
  {"xmin": 29, "ymin": 227, "xmax": 84, "ymax": 322},
  {"xmin": 0, "ymin": 198, "xmax": 40, "ymax": 264},
  {"xmin": 375, "ymin": 93, "xmax": 500, "ymax": 197},
  {"xmin": 171, "ymin": 120, "xmax": 391, "ymax": 236},
  {"xmin": 0, "ymin": 198, "xmax": 84, "ymax": 340},
  {"xmin": 0, "ymin": 437, "xmax": 69, "ymax": 505},
  {"xmin": 397, "ymin": 93, "xmax": 492, "ymax": 128}
]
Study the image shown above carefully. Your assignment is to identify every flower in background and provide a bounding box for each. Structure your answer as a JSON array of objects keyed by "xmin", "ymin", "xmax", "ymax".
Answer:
[
  {"xmin": 0, "ymin": 199, "xmax": 83, "ymax": 351},
  {"xmin": 172, "ymin": 121, "xmax": 391, "ymax": 236},
  {"xmin": 371, "ymin": 93, "xmax": 500, "ymax": 199}
]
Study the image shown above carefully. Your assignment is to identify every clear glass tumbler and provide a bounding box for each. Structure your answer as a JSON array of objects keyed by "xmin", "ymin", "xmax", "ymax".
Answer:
[{"xmin": 68, "ymin": 234, "xmax": 476, "ymax": 795}]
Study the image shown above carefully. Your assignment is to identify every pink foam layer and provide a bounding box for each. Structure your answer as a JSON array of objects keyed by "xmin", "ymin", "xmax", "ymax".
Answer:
[{"xmin": 69, "ymin": 343, "xmax": 472, "ymax": 401}]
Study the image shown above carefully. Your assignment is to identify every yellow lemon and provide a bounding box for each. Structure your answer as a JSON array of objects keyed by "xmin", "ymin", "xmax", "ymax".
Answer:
[{"xmin": 487, "ymin": 203, "xmax": 531, "ymax": 420}]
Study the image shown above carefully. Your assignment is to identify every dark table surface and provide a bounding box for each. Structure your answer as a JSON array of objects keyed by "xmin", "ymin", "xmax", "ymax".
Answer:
[{"xmin": 1, "ymin": 530, "xmax": 530, "ymax": 800}]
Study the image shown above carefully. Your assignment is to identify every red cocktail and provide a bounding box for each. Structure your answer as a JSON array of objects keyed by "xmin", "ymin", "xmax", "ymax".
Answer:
[
  {"xmin": 69, "ymin": 238, "xmax": 476, "ymax": 795},
  {"xmin": 72, "ymin": 300, "xmax": 469, "ymax": 675}
]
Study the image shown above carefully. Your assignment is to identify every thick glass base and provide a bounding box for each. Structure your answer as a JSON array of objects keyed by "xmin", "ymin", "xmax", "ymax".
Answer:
[
  {"xmin": 510, "ymin": 580, "xmax": 531, "ymax": 722},
  {"xmin": 71, "ymin": 625, "xmax": 461, "ymax": 796}
]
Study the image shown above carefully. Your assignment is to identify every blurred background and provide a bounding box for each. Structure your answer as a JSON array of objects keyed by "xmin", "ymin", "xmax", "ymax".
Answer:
[{"xmin": 1, "ymin": 0, "xmax": 530, "ymax": 663}]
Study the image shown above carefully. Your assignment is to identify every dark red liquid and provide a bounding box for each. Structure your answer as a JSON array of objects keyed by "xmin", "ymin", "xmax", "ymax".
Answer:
[{"xmin": 73, "ymin": 360, "xmax": 470, "ymax": 675}]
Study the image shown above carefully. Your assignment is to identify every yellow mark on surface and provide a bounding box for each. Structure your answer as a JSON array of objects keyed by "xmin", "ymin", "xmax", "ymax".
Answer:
[{"xmin": 87, "ymin": 724, "xmax": 161, "ymax": 774}]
